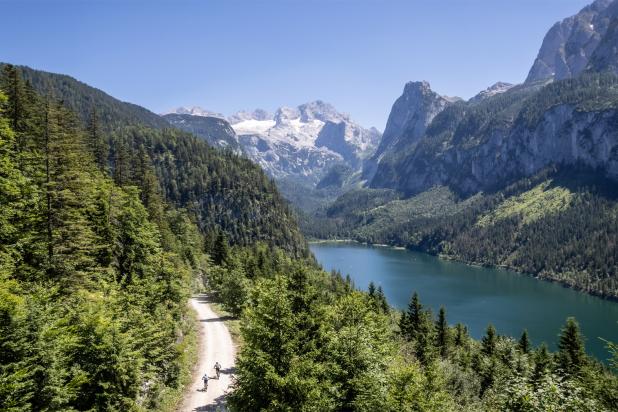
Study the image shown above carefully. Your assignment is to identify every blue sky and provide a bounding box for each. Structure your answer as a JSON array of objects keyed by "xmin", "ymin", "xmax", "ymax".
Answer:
[{"xmin": 1, "ymin": 0, "xmax": 591, "ymax": 129}]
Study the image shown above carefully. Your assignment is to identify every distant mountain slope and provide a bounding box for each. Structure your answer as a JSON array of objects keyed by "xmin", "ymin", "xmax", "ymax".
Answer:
[
  {"xmin": 0, "ymin": 63, "xmax": 169, "ymax": 130},
  {"xmin": 163, "ymin": 113, "xmax": 240, "ymax": 150},
  {"xmin": 305, "ymin": 169, "xmax": 618, "ymax": 299}
]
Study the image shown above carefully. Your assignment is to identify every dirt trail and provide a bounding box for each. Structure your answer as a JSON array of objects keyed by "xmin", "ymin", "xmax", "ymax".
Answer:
[{"xmin": 178, "ymin": 295, "xmax": 236, "ymax": 411}]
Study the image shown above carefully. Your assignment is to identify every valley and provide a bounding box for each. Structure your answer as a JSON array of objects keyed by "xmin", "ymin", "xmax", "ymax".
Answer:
[{"xmin": 2, "ymin": 0, "xmax": 618, "ymax": 410}]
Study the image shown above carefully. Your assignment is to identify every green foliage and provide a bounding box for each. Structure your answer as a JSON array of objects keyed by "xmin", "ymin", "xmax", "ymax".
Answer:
[
  {"xmin": 557, "ymin": 317, "xmax": 587, "ymax": 376},
  {"xmin": 519, "ymin": 330, "xmax": 531, "ymax": 354},
  {"xmin": 6, "ymin": 63, "xmax": 308, "ymax": 257},
  {"xmin": 305, "ymin": 168, "xmax": 618, "ymax": 299},
  {"xmin": 0, "ymin": 65, "xmax": 204, "ymax": 410}
]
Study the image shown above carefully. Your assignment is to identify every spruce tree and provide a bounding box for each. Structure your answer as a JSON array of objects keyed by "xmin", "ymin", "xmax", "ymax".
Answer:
[
  {"xmin": 518, "ymin": 329, "xmax": 531, "ymax": 354},
  {"xmin": 376, "ymin": 286, "xmax": 389, "ymax": 313},
  {"xmin": 481, "ymin": 324, "xmax": 497, "ymax": 357},
  {"xmin": 415, "ymin": 310, "xmax": 436, "ymax": 366},
  {"xmin": 557, "ymin": 317, "xmax": 586, "ymax": 375},
  {"xmin": 532, "ymin": 343, "xmax": 552, "ymax": 385},
  {"xmin": 404, "ymin": 292, "xmax": 422, "ymax": 341},
  {"xmin": 398, "ymin": 310, "xmax": 410, "ymax": 338},
  {"xmin": 212, "ymin": 231, "xmax": 230, "ymax": 265},
  {"xmin": 87, "ymin": 106, "xmax": 109, "ymax": 171},
  {"xmin": 435, "ymin": 306, "xmax": 449, "ymax": 358},
  {"xmin": 368, "ymin": 281, "xmax": 376, "ymax": 298},
  {"xmin": 454, "ymin": 323, "xmax": 467, "ymax": 347}
]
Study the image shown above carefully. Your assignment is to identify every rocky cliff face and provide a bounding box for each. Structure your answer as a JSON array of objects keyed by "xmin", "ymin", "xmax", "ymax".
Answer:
[
  {"xmin": 370, "ymin": 75, "xmax": 618, "ymax": 195},
  {"xmin": 163, "ymin": 113, "xmax": 240, "ymax": 150},
  {"xmin": 369, "ymin": 0, "xmax": 618, "ymax": 196},
  {"xmin": 587, "ymin": 2, "xmax": 618, "ymax": 74},
  {"xmin": 526, "ymin": 0, "xmax": 616, "ymax": 83},
  {"xmin": 391, "ymin": 105, "xmax": 618, "ymax": 196},
  {"xmin": 362, "ymin": 81, "xmax": 454, "ymax": 181}
]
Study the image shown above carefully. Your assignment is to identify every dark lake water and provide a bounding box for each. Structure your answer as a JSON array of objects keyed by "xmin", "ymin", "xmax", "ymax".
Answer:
[{"xmin": 310, "ymin": 242, "xmax": 618, "ymax": 363}]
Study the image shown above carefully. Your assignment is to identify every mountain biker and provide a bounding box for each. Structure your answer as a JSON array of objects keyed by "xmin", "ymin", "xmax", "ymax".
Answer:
[
  {"xmin": 202, "ymin": 373, "xmax": 209, "ymax": 390},
  {"xmin": 214, "ymin": 362, "xmax": 222, "ymax": 379}
]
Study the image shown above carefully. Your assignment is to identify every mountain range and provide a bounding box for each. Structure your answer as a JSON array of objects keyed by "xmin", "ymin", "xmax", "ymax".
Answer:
[
  {"xmin": 301, "ymin": 0, "xmax": 618, "ymax": 300},
  {"xmin": 164, "ymin": 101, "xmax": 381, "ymax": 186}
]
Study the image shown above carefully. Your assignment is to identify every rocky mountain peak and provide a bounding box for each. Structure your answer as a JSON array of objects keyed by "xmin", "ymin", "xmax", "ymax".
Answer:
[
  {"xmin": 274, "ymin": 106, "xmax": 301, "ymax": 125},
  {"xmin": 298, "ymin": 100, "xmax": 347, "ymax": 123},
  {"xmin": 167, "ymin": 106, "xmax": 225, "ymax": 118},
  {"xmin": 372, "ymin": 81, "xmax": 451, "ymax": 159},
  {"xmin": 403, "ymin": 80, "xmax": 433, "ymax": 97},
  {"xmin": 228, "ymin": 109, "xmax": 272, "ymax": 124},
  {"xmin": 526, "ymin": 0, "xmax": 617, "ymax": 83},
  {"xmin": 470, "ymin": 82, "xmax": 515, "ymax": 103}
]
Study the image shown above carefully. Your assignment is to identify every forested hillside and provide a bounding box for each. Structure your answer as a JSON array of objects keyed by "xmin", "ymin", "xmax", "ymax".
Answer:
[
  {"xmin": 0, "ymin": 65, "xmax": 206, "ymax": 410},
  {"xmin": 6, "ymin": 64, "xmax": 307, "ymax": 256},
  {"xmin": 0, "ymin": 63, "xmax": 169, "ymax": 130},
  {"xmin": 304, "ymin": 167, "xmax": 618, "ymax": 299}
]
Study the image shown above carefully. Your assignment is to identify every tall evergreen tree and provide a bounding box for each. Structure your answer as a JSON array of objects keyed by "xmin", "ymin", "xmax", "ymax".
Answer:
[
  {"xmin": 557, "ymin": 317, "xmax": 586, "ymax": 376},
  {"xmin": 87, "ymin": 106, "xmax": 109, "ymax": 171},
  {"xmin": 415, "ymin": 310, "xmax": 436, "ymax": 366},
  {"xmin": 403, "ymin": 292, "xmax": 422, "ymax": 341},
  {"xmin": 481, "ymin": 324, "xmax": 497, "ymax": 357},
  {"xmin": 531, "ymin": 343, "xmax": 552, "ymax": 385},
  {"xmin": 212, "ymin": 231, "xmax": 230, "ymax": 265},
  {"xmin": 435, "ymin": 306, "xmax": 449, "ymax": 358},
  {"xmin": 376, "ymin": 286, "xmax": 389, "ymax": 313},
  {"xmin": 518, "ymin": 329, "xmax": 531, "ymax": 354},
  {"xmin": 454, "ymin": 323, "xmax": 467, "ymax": 347}
]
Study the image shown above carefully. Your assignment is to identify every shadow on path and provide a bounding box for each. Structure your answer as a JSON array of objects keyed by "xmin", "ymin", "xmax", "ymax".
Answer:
[
  {"xmin": 199, "ymin": 316, "xmax": 234, "ymax": 323},
  {"xmin": 193, "ymin": 393, "xmax": 229, "ymax": 411},
  {"xmin": 194, "ymin": 294, "xmax": 214, "ymax": 304}
]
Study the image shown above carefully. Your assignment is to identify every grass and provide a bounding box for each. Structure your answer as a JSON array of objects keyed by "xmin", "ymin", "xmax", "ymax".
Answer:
[{"xmin": 476, "ymin": 180, "xmax": 574, "ymax": 227}]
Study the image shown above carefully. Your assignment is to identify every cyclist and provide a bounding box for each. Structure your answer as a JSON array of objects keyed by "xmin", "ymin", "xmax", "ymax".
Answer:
[{"xmin": 202, "ymin": 373, "xmax": 209, "ymax": 390}]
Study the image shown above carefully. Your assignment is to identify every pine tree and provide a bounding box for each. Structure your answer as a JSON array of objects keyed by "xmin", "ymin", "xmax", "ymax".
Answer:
[
  {"xmin": 87, "ymin": 106, "xmax": 109, "ymax": 171},
  {"xmin": 518, "ymin": 329, "xmax": 531, "ymax": 354},
  {"xmin": 531, "ymin": 343, "xmax": 552, "ymax": 385},
  {"xmin": 481, "ymin": 324, "xmax": 497, "ymax": 357},
  {"xmin": 376, "ymin": 286, "xmax": 389, "ymax": 313},
  {"xmin": 212, "ymin": 231, "xmax": 230, "ymax": 265},
  {"xmin": 415, "ymin": 310, "xmax": 436, "ymax": 366},
  {"xmin": 435, "ymin": 306, "xmax": 449, "ymax": 358},
  {"xmin": 557, "ymin": 317, "xmax": 586, "ymax": 376},
  {"xmin": 403, "ymin": 292, "xmax": 422, "ymax": 341},
  {"xmin": 454, "ymin": 323, "xmax": 467, "ymax": 347}
]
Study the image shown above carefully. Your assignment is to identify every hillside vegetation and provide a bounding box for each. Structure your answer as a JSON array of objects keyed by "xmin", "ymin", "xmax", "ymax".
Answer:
[
  {"xmin": 304, "ymin": 168, "xmax": 618, "ymax": 299},
  {"xmin": 9, "ymin": 64, "xmax": 307, "ymax": 256},
  {"xmin": 206, "ymin": 240, "xmax": 618, "ymax": 411},
  {"xmin": 0, "ymin": 66, "xmax": 205, "ymax": 410}
]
